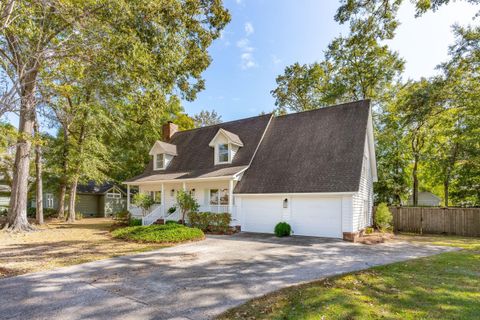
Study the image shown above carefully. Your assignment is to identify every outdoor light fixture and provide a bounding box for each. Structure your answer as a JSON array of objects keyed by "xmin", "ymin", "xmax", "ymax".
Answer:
[
  {"xmin": 170, "ymin": 189, "xmax": 175, "ymax": 197},
  {"xmin": 190, "ymin": 188, "xmax": 196, "ymax": 196},
  {"xmin": 283, "ymin": 198, "xmax": 288, "ymax": 208}
]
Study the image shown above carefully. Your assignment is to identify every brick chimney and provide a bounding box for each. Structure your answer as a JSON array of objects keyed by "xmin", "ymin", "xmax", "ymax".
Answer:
[{"xmin": 162, "ymin": 121, "xmax": 178, "ymax": 141}]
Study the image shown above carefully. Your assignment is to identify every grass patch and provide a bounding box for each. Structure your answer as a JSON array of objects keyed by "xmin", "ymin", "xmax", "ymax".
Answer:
[
  {"xmin": 111, "ymin": 223, "xmax": 205, "ymax": 244},
  {"xmin": 0, "ymin": 218, "xmax": 169, "ymax": 278},
  {"xmin": 218, "ymin": 235, "xmax": 480, "ymax": 320}
]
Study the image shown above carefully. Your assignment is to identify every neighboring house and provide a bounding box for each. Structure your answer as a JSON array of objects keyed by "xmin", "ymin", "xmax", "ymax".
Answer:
[
  {"xmin": 125, "ymin": 100, "xmax": 377, "ymax": 240},
  {"xmin": 30, "ymin": 182, "xmax": 127, "ymax": 217},
  {"xmin": 407, "ymin": 191, "xmax": 441, "ymax": 207},
  {"xmin": 0, "ymin": 181, "xmax": 10, "ymax": 211}
]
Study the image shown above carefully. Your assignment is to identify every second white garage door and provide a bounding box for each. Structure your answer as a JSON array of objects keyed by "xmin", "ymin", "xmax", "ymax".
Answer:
[
  {"xmin": 241, "ymin": 196, "xmax": 343, "ymax": 238},
  {"xmin": 290, "ymin": 197, "xmax": 342, "ymax": 238}
]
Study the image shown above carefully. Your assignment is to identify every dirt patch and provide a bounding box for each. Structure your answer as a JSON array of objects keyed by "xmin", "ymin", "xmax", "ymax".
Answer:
[{"xmin": 0, "ymin": 218, "xmax": 167, "ymax": 278}]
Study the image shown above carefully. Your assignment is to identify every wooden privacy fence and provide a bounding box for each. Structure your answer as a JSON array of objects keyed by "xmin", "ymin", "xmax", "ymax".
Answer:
[{"xmin": 388, "ymin": 207, "xmax": 480, "ymax": 237}]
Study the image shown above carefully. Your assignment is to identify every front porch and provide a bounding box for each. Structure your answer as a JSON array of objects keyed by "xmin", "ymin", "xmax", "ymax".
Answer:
[{"xmin": 126, "ymin": 178, "xmax": 238, "ymax": 226}]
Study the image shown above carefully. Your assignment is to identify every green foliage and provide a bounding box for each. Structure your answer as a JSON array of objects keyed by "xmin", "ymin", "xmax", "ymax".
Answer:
[
  {"xmin": 193, "ymin": 110, "xmax": 222, "ymax": 127},
  {"xmin": 114, "ymin": 210, "xmax": 130, "ymax": 221},
  {"xmin": 128, "ymin": 218, "xmax": 142, "ymax": 226},
  {"xmin": 272, "ymin": 19, "xmax": 404, "ymax": 114},
  {"xmin": 176, "ymin": 190, "xmax": 200, "ymax": 222},
  {"xmin": 165, "ymin": 220, "xmax": 179, "ymax": 225},
  {"xmin": 76, "ymin": 212, "xmax": 83, "ymax": 220},
  {"xmin": 365, "ymin": 227, "xmax": 374, "ymax": 234},
  {"xmin": 168, "ymin": 206, "xmax": 177, "ymax": 214},
  {"xmin": 374, "ymin": 203, "xmax": 393, "ymax": 231},
  {"xmin": 274, "ymin": 222, "xmax": 292, "ymax": 237},
  {"xmin": 188, "ymin": 212, "xmax": 232, "ymax": 233},
  {"xmin": 111, "ymin": 224, "xmax": 204, "ymax": 243},
  {"xmin": 26, "ymin": 208, "xmax": 57, "ymax": 219},
  {"xmin": 132, "ymin": 193, "xmax": 155, "ymax": 215}
]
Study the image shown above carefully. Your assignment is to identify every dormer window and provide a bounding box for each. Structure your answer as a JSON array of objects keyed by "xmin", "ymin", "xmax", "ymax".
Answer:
[
  {"xmin": 149, "ymin": 140, "xmax": 177, "ymax": 171},
  {"xmin": 209, "ymin": 128, "xmax": 244, "ymax": 165},
  {"xmin": 154, "ymin": 153, "xmax": 165, "ymax": 170},
  {"xmin": 218, "ymin": 144, "xmax": 229, "ymax": 163}
]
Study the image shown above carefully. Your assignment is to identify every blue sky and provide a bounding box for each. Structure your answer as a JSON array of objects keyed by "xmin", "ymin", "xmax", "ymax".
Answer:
[
  {"xmin": 3, "ymin": 0, "xmax": 479, "ymax": 129},
  {"xmin": 183, "ymin": 0, "xmax": 479, "ymax": 121}
]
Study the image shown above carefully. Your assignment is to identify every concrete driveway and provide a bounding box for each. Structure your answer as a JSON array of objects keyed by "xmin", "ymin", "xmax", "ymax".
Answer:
[{"xmin": 0, "ymin": 233, "xmax": 455, "ymax": 320}]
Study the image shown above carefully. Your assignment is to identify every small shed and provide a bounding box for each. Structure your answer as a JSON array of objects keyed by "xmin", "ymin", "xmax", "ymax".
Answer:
[
  {"xmin": 407, "ymin": 191, "xmax": 441, "ymax": 207},
  {"xmin": 76, "ymin": 182, "xmax": 127, "ymax": 217}
]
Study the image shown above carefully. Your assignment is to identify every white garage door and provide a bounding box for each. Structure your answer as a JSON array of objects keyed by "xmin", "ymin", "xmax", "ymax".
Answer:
[
  {"xmin": 242, "ymin": 197, "xmax": 283, "ymax": 233},
  {"xmin": 290, "ymin": 197, "xmax": 342, "ymax": 238}
]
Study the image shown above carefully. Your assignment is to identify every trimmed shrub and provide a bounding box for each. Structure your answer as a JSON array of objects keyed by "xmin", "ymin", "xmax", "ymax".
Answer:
[
  {"xmin": 26, "ymin": 207, "xmax": 58, "ymax": 219},
  {"xmin": 165, "ymin": 220, "xmax": 179, "ymax": 225},
  {"xmin": 375, "ymin": 203, "xmax": 393, "ymax": 231},
  {"xmin": 114, "ymin": 210, "xmax": 130, "ymax": 221},
  {"xmin": 129, "ymin": 218, "xmax": 142, "ymax": 226},
  {"xmin": 188, "ymin": 212, "xmax": 232, "ymax": 233},
  {"xmin": 274, "ymin": 222, "xmax": 292, "ymax": 237},
  {"xmin": 111, "ymin": 223, "xmax": 204, "ymax": 243}
]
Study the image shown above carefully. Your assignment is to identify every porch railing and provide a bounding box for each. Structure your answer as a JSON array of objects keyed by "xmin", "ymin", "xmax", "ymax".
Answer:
[{"xmin": 141, "ymin": 204, "xmax": 164, "ymax": 226}]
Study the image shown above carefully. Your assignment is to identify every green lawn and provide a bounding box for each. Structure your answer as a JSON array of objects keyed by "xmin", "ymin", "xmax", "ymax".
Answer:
[
  {"xmin": 218, "ymin": 235, "xmax": 480, "ymax": 320},
  {"xmin": 111, "ymin": 223, "xmax": 205, "ymax": 244}
]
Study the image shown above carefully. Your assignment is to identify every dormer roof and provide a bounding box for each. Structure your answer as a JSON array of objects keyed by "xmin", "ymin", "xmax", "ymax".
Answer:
[
  {"xmin": 148, "ymin": 141, "xmax": 177, "ymax": 156},
  {"xmin": 208, "ymin": 128, "xmax": 244, "ymax": 147}
]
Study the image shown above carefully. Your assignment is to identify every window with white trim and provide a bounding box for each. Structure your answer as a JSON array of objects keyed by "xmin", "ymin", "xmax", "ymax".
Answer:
[
  {"xmin": 218, "ymin": 144, "xmax": 229, "ymax": 163},
  {"xmin": 209, "ymin": 189, "xmax": 228, "ymax": 205},
  {"xmin": 107, "ymin": 188, "xmax": 122, "ymax": 199},
  {"xmin": 46, "ymin": 193, "xmax": 54, "ymax": 208},
  {"xmin": 154, "ymin": 153, "xmax": 165, "ymax": 170}
]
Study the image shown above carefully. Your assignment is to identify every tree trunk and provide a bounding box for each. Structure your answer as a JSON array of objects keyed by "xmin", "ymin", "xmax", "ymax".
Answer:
[
  {"xmin": 57, "ymin": 184, "xmax": 66, "ymax": 219},
  {"xmin": 444, "ymin": 179, "xmax": 449, "ymax": 208},
  {"xmin": 6, "ymin": 71, "xmax": 37, "ymax": 231},
  {"xmin": 67, "ymin": 178, "xmax": 78, "ymax": 223},
  {"xmin": 412, "ymin": 154, "xmax": 419, "ymax": 207},
  {"xmin": 57, "ymin": 126, "xmax": 69, "ymax": 219},
  {"xmin": 33, "ymin": 115, "xmax": 43, "ymax": 225}
]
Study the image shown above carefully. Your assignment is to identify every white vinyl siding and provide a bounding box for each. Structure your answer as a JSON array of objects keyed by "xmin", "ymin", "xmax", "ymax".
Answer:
[{"xmin": 351, "ymin": 137, "xmax": 374, "ymax": 232}]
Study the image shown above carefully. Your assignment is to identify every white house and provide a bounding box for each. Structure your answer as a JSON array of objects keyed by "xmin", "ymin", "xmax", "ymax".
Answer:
[{"xmin": 125, "ymin": 100, "xmax": 377, "ymax": 240}]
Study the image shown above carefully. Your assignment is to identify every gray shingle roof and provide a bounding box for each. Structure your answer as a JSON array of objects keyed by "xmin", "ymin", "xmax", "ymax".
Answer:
[
  {"xmin": 234, "ymin": 100, "xmax": 371, "ymax": 194},
  {"xmin": 126, "ymin": 114, "xmax": 272, "ymax": 182}
]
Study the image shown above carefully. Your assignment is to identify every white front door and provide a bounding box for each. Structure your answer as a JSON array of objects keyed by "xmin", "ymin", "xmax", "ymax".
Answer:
[
  {"xmin": 290, "ymin": 196, "xmax": 342, "ymax": 238},
  {"xmin": 242, "ymin": 197, "xmax": 283, "ymax": 234}
]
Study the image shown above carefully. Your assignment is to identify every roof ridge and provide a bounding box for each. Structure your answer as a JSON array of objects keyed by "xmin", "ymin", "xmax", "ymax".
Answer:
[
  {"xmin": 173, "ymin": 113, "xmax": 272, "ymax": 135},
  {"xmin": 275, "ymin": 99, "xmax": 370, "ymax": 119}
]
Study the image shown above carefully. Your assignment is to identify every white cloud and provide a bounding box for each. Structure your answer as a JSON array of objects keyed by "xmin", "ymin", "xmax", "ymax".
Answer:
[
  {"xmin": 235, "ymin": 0, "xmax": 242, "ymax": 4},
  {"xmin": 245, "ymin": 22, "xmax": 254, "ymax": 36},
  {"xmin": 237, "ymin": 38, "xmax": 257, "ymax": 69},
  {"xmin": 240, "ymin": 52, "xmax": 257, "ymax": 69},
  {"xmin": 236, "ymin": 38, "xmax": 254, "ymax": 52},
  {"xmin": 271, "ymin": 54, "xmax": 282, "ymax": 65}
]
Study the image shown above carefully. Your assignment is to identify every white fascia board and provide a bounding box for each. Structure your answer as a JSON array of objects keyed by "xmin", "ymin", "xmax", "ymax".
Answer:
[
  {"xmin": 367, "ymin": 107, "xmax": 378, "ymax": 182},
  {"xmin": 123, "ymin": 176, "xmax": 234, "ymax": 185},
  {"xmin": 234, "ymin": 192, "xmax": 356, "ymax": 197}
]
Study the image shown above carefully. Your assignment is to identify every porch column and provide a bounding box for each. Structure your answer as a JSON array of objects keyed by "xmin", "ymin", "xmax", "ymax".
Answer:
[
  {"xmin": 182, "ymin": 182, "xmax": 186, "ymax": 191},
  {"xmin": 161, "ymin": 183, "xmax": 165, "ymax": 216},
  {"xmin": 127, "ymin": 184, "xmax": 130, "ymax": 210},
  {"xmin": 228, "ymin": 179, "xmax": 234, "ymax": 214}
]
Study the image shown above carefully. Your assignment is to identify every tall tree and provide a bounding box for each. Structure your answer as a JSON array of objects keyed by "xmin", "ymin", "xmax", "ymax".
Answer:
[
  {"xmin": 1, "ymin": 0, "xmax": 230, "ymax": 230},
  {"xmin": 193, "ymin": 109, "xmax": 222, "ymax": 127},
  {"xmin": 33, "ymin": 112, "xmax": 43, "ymax": 224},
  {"xmin": 272, "ymin": 19, "xmax": 404, "ymax": 113}
]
